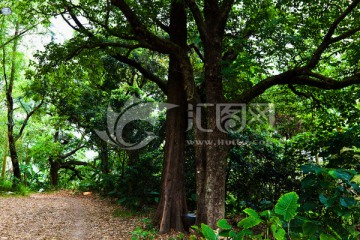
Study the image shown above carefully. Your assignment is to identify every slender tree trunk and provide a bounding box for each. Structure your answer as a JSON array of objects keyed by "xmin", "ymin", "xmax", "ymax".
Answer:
[
  {"xmin": 5, "ymin": 22, "xmax": 21, "ymax": 181},
  {"xmin": 99, "ymin": 141, "xmax": 110, "ymax": 174},
  {"xmin": 155, "ymin": 0, "xmax": 188, "ymax": 233},
  {"xmin": 2, "ymin": 131, "xmax": 8, "ymax": 179}
]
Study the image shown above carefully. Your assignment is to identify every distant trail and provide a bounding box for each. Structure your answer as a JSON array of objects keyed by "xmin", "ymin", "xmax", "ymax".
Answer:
[{"xmin": 0, "ymin": 191, "xmax": 138, "ymax": 239}]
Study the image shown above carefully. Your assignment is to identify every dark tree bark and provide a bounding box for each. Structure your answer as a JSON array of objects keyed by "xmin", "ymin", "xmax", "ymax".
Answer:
[
  {"xmin": 154, "ymin": 0, "xmax": 189, "ymax": 233},
  {"xmin": 49, "ymin": 158, "xmax": 61, "ymax": 186},
  {"xmin": 48, "ymin": 131, "xmax": 87, "ymax": 187},
  {"xmin": 99, "ymin": 140, "xmax": 110, "ymax": 174}
]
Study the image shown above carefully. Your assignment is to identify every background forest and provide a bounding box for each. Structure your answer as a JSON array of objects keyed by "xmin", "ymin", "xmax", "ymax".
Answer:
[{"xmin": 1, "ymin": 0, "xmax": 360, "ymax": 239}]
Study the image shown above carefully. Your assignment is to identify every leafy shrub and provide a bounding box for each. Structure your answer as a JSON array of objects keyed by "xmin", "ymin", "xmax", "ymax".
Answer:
[
  {"xmin": 227, "ymin": 129, "xmax": 300, "ymax": 212},
  {"xmin": 299, "ymin": 164, "xmax": 360, "ymax": 239},
  {"xmin": 0, "ymin": 178, "xmax": 12, "ymax": 192},
  {"xmin": 192, "ymin": 192, "xmax": 300, "ymax": 240},
  {"xmin": 131, "ymin": 218, "xmax": 157, "ymax": 240}
]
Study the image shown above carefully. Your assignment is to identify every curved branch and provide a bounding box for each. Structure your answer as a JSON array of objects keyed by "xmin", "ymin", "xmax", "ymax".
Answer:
[
  {"xmin": 111, "ymin": 53, "xmax": 168, "ymax": 94},
  {"xmin": 110, "ymin": 0, "xmax": 181, "ymax": 55},
  {"xmin": 237, "ymin": 69, "xmax": 360, "ymax": 103},
  {"xmin": 15, "ymin": 100, "xmax": 44, "ymax": 141},
  {"xmin": 307, "ymin": 0, "xmax": 360, "ymax": 69}
]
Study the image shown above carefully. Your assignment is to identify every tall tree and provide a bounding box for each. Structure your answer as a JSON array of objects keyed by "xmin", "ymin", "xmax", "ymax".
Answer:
[
  {"xmin": 37, "ymin": 0, "xmax": 360, "ymax": 231},
  {"xmin": 1, "ymin": 0, "xmax": 47, "ymax": 182}
]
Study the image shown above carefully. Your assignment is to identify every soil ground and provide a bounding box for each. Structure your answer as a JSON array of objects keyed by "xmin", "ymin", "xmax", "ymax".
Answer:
[{"xmin": 0, "ymin": 191, "xmax": 139, "ymax": 240}]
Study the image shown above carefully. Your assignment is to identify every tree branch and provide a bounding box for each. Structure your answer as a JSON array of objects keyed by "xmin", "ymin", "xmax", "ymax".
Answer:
[
  {"xmin": 61, "ymin": 160, "xmax": 89, "ymax": 167},
  {"xmin": 111, "ymin": 53, "xmax": 168, "ymax": 94},
  {"xmin": 236, "ymin": 69, "xmax": 360, "ymax": 103},
  {"xmin": 185, "ymin": 0, "xmax": 207, "ymax": 42},
  {"xmin": 110, "ymin": 0, "xmax": 181, "ymax": 55},
  {"xmin": 219, "ymin": 0, "xmax": 235, "ymax": 31},
  {"xmin": 189, "ymin": 43, "xmax": 205, "ymax": 62},
  {"xmin": 307, "ymin": 0, "xmax": 360, "ymax": 69},
  {"xmin": 60, "ymin": 145, "xmax": 86, "ymax": 159},
  {"xmin": 15, "ymin": 100, "xmax": 44, "ymax": 141}
]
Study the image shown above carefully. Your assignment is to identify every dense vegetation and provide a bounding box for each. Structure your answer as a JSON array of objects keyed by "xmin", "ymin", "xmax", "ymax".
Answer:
[{"xmin": 1, "ymin": 0, "xmax": 360, "ymax": 239}]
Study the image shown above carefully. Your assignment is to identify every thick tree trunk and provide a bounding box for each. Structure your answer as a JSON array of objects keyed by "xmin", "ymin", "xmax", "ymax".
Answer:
[
  {"xmin": 195, "ymin": 21, "xmax": 229, "ymax": 227},
  {"xmin": 155, "ymin": 75, "xmax": 188, "ymax": 232},
  {"xmin": 206, "ymin": 41, "xmax": 228, "ymax": 227},
  {"xmin": 155, "ymin": 0, "xmax": 188, "ymax": 233}
]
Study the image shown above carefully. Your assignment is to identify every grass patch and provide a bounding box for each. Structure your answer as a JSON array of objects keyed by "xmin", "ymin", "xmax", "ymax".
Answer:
[{"xmin": 0, "ymin": 178, "xmax": 31, "ymax": 197}]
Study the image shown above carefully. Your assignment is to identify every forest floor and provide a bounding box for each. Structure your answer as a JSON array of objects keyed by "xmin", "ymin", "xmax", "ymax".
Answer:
[{"xmin": 0, "ymin": 191, "xmax": 168, "ymax": 240}]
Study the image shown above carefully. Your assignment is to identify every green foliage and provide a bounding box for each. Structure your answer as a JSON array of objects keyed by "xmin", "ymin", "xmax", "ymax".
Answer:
[
  {"xmin": 131, "ymin": 218, "xmax": 157, "ymax": 240},
  {"xmin": 299, "ymin": 164, "xmax": 360, "ymax": 239},
  {"xmin": 226, "ymin": 129, "xmax": 300, "ymax": 212},
  {"xmin": 0, "ymin": 178, "xmax": 12, "ymax": 192},
  {"xmin": 274, "ymin": 192, "xmax": 299, "ymax": 221},
  {"xmin": 192, "ymin": 192, "xmax": 300, "ymax": 240}
]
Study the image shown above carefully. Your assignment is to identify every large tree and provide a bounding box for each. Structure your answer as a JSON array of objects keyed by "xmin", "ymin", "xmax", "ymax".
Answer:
[
  {"xmin": 1, "ymin": 1, "xmax": 45, "ymax": 182},
  {"xmin": 37, "ymin": 0, "xmax": 360, "ymax": 232}
]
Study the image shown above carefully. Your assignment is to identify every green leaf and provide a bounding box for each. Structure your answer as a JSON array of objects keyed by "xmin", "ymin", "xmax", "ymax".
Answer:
[
  {"xmin": 217, "ymin": 219, "xmax": 232, "ymax": 230},
  {"xmin": 301, "ymin": 164, "xmax": 323, "ymax": 174},
  {"xmin": 238, "ymin": 216, "xmax": 262, "ymax": 229},
  {"xmin": 303, "ymin": 221, "xmax": 318, "ymax": 236},
  {"xmin": 238, "ymin": 208, "xmax": 262, "ymax": 229},
  {"xmin": 243, "ymin": 208, "xmax": 261, "ymax": 219},
  {"xmin": 274, "ymin": 192, "xmax": 299, "ymax": 221},
  {"xmin": 218, "ymin": 230, "xmax": 230, "ymax": 237},
  {"xmin": 201, "ymin": 223, "xmax": 217, "ymax": 240},
  {"xmin": 328, "ymin": 169, "xmax": 351, "ymax": 181},
  {"xmin": 271, "ymin": 224, "xmax": 286, "ymax": 240},
  {"xmin": 340, "ymin": 197, "xmax": 356, "ymax": 208},
  {"xmin": 320, "ymin": 233, "xmax": 336, "ymax": 240},
  {"xmin": 319, "ymin": 194, "xmax": 331, "ymax": 208},
  {"xmin": 260, "ymin": 210, "xmax": 271, "ymax": 218}
]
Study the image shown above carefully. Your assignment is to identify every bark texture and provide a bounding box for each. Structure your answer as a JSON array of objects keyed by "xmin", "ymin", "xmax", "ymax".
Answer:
[{"xmin": 155, "ymin": 0, "xmax": 189, "ymax": 233}]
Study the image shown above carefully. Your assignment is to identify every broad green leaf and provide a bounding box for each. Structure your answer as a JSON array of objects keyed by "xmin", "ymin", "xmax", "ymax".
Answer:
[
  {"xmin": 238, "ymin": 216, "xmax": 262, "ymax": 229},
  {"xmin": 271, "ymin": 224, "xmax": 286, "ymax": 240},
  {"xmin": 201, "ymin": 223, "xmax": 217, "ymax": 240},
  {"xmin": 319, "ymin": 194, "xmax": 331, "ymax": 208},
  {"xmin": 260, "ymin": 210, "xmax": 271, "ymax": 218},
  {"xmin": 217, "ymin": 219, "xmax": 232, "ymax": 230},
  {"xmin": 274, "ymin": 192, "xmax": 299, "ymax": 221},
  {"xmin": 243, "ymin": 208, "xmax": 261, "ymax": 219}
]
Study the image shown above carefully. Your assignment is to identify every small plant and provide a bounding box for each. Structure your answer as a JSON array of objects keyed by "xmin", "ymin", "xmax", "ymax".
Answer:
[
  {"xmin": 0, "ymin": 178, "xmax": 12, "ymax": 192},
  {"xmin": 191, "ymin": 192, "xmax": 300, "ymax": 240},
  {"xmin": 131, "ymin": 218, "xmax": 157, "ymax": 240}
]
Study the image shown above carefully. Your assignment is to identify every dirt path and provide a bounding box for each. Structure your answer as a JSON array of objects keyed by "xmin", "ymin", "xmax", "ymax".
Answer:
[{"xmin": 0, "ymin": 191, "xmax": 138, "ymax": 240}]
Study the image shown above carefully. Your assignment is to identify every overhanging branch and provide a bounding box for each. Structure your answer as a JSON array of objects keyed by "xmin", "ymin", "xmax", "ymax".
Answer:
[
  {"xmin": 236, "ymin": 69, "xmax": 360, "ymax": 103},
  {"xmin": 307, "ymin": 0, "xmax": 360, "ymax": 69}
]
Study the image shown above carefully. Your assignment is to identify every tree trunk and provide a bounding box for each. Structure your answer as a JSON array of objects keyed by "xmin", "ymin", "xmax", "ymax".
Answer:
[
  {"xmin": 5, "ymin": 22, "xmax": 21, "ymax": 182},
  {"xmin": 49, "ymin": 158, "xmax": 61, "ymax": 187},
  {"xmin": 195, "ymin": 21, "xmax": 229, "ymax": 227},
  {"xmin": 99, "ymin": 141, "xmax": 110, "ymax": 174},
  {"xmin": 155, "ymin": 0, "xmax": 188, "ymax": 233}
]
